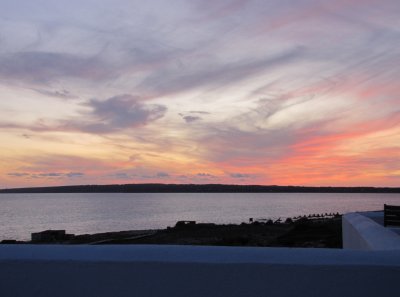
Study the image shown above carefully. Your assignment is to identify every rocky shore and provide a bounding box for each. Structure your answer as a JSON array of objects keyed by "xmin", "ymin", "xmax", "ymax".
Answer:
[{"xmin": 2, "ymin": 214, "xmax": 342, "ymax": 248}]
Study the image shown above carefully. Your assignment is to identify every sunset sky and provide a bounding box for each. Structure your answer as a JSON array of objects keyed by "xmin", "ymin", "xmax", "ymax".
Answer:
[{"xmin": 1, "ymin": 0, "xmax": 399, "ymax": 188}]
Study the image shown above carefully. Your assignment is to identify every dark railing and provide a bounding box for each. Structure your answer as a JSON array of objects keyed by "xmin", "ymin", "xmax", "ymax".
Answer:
[{"xmin": 384, "ymin": 204, "xmax": 400, "ymax": 227}]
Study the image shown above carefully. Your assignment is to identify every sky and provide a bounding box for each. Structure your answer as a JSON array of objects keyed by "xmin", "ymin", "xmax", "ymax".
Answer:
[{"xmin": 0, "ymin": 0, "xmax": 399, "ymax": 188}]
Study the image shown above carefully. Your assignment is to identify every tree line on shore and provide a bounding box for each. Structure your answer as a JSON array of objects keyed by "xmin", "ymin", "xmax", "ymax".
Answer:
[{"xmin": 1, "ymin": 183, "xmax": 400, "ymax": 193}]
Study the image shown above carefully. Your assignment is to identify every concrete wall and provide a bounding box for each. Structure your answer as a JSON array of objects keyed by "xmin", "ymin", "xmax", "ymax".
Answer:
[
  {"xmin": 343, "ymin": 212, "xmax": 400, "ymax": 250},
  {"xmin": 1, "ymin": 245, "xmax": 400, "ymax": 297}
]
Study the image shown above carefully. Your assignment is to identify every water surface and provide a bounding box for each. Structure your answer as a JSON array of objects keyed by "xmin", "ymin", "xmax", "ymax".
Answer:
[{"xmin": 1, "ymin": 192, "xmax": 399, "ymax": 240}]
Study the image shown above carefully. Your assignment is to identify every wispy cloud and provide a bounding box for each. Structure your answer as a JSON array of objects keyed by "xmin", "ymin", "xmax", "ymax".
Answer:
[
  {"xmin": 137, "ymin": 47, "xmax": 305, "ymax": 97},
  {"xmin": 32, "ymin": 88, "xmax": 78, "ymax": 100},
  {"xmin": 8, "ymin": 172, "xmax": 84, "ymax": 179},
  {"xmin": 0, "ymin": 51, "xmax": 110, "ymax": 84},
  {"xmin": 1, "ymin": 0, "xmax": 399, "ymax": 187}
]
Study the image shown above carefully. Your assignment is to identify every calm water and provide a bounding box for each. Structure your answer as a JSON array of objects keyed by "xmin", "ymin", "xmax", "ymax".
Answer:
[{"xmin": 1, "ymin": 192, "xmax": 399, "ymax": 241}]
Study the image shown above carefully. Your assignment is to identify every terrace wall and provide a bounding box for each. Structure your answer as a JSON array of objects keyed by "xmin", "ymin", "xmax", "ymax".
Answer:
[
  {"xmin": 342, "ymin": 212, "xmax": 400, "ymax": 250},
  {"xmin": 1, "ymin": 245, "xmax": 400, "ymax": 297}
]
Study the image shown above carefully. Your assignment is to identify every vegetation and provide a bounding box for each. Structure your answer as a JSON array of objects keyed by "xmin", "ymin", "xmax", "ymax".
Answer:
[{"xmin": 1, "ymin": 183, "xmax": 399, "ymax": 193}]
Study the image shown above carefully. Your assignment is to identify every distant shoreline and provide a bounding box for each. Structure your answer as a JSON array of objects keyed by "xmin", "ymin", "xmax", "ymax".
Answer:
[{"xmin": 1, "ymin": 183, "xmax": 400, "ymax": 194}]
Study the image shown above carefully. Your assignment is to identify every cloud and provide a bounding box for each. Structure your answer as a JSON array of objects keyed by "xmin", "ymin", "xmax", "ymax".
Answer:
[
  {"xmin": 179, "ymin": 111, "xmax": 211, "ymax": 123},
  {"xmin": 15, "ymin": 154, "xmax": 115, "ymax": 173},
  {"xmin": 138, "ymin": 47, "xmax": 305, "ymax": 96},
  {"xmin": 198, "ymin": 124, "xmax": 297, "ymax": 166},
  {"xmin": 189, "ymin": 111, "xmax": 210, "ymax": 115},
  {"xmin": 0, "ymin": 51, "xmax": 109, "ymax": 84},
  {"xmin": 0, "ymin": 94, "xmax": 167, "ymax": 134},
  {"xmin": 1, "ymin": 0, "xmax": 400, "ymax": 187},
  {"xmin": 71, "ymin": 94, "xmax": 167, "ymax": 133},
  {"xmin": 182, "ymin": 115, "xmax": 201, "ymax": 123},
  {"xmin": 230, "ymin": 173, "xmax": 255, "ymax": 179},
  {"xmin": 156, "ymin": 172, "xmax": 170, "ymax": 178},
  {"xmin": 8, "ymin": 172, "xmax": 85, "ymax": 179},
  {"xmin": 385, "ymin": 175, "xmax": 400, "ymax": 179},
  {"xmin": 65, "ymin": 172, "xmax": 85, "ymax": 178},
  {"xmin": 7, "ymin": 173, "xmax": 30, "ymax": 177},
  {"xmin": 108, "ymin": 170, "xmax": 171, "ymax": 181},
  {"xmin": 32, "ymin": 88, "xmax": 78, "ymax": 100},
  {"xmin": 109, "ymin": 172, "xmax": 135, "ymax": 180},
  {"xmin": 196, "ymin": 173, "xmax": 215, "ymax": 178}
]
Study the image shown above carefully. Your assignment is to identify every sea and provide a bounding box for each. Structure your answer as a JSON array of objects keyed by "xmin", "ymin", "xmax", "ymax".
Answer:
[{"xmin": 1, "ymin": 192, "xmax": 399, "ymax": 241}]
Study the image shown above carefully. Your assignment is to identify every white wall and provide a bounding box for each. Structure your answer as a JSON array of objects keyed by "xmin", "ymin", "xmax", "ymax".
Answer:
[
  {"xmin": 343, "ymin": 212, "xmax": 400, "ymax": 250},
  {"xmin": 1, "ymin": 245, "xmax": 400, "ymax": 297}
]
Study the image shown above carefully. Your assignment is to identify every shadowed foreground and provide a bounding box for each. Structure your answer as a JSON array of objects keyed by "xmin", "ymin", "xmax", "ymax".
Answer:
[
  {"xmin": 1, "ymin": 245, "xmax": 400, "ymax": 297},
  {"xmin": 22, "ymin": 216, "xmax": 342, "ymax": 248},
  {"xmin": 100, "ymin": 217, "xmax": 342, "ymax": 248}
]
